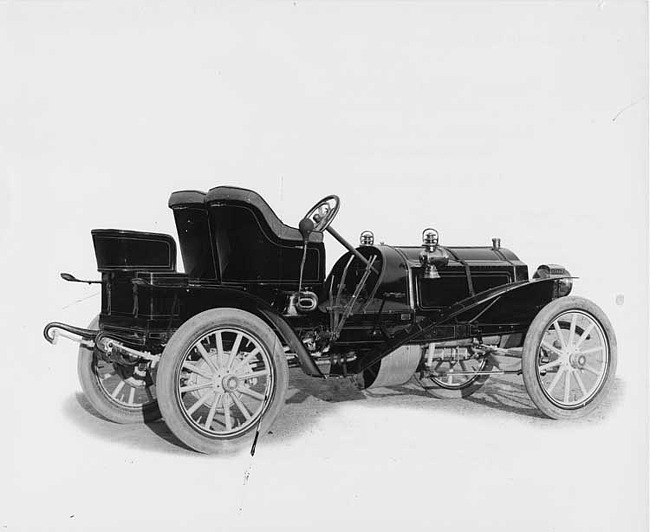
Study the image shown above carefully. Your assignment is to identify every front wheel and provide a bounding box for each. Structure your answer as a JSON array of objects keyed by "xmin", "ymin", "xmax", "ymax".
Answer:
[
  {"xmin": 521, "ymin": 296, "xmax": 617, "ymax": 419},
  {"xmin": 156, "ymin": 308, "xmax": 289, "ymax": 454}
]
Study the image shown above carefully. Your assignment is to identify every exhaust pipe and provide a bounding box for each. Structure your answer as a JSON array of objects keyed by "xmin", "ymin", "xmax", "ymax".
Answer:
[{"xmin": 43, "ymin": 322, "xmax": 99, "ymax": 347}]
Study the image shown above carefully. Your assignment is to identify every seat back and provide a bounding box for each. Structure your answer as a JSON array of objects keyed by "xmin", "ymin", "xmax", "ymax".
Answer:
[
  {"xmin": 169, "ymin": 186, "xmax": 326, "ymax": 288},
  {"xmin": 168, "ymin": 190, "xmax": 218, "ymax": 280},
  {"xmin": 205, "ymin": 186, "xmax": 325, "ymax": 287}
]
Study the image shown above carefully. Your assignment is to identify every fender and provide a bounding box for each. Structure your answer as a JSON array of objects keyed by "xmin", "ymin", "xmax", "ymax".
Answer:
[
  {"xmin": 436, "ymin": 276, "xmax": 576, "ymax": 325},
  {"xmin": 180, "ymin": 285, "xmax": 324, "ymax": 378},
  {"xmin": 355, "ymin": 277, "xmax": 572, "ymax": 373}
]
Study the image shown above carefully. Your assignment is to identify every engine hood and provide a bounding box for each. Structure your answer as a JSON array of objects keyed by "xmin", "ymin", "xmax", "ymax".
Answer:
[
  {"xmin": 389, "ymin": 245, "xmax": 528, "ymax": 310},
  {"xmin": 392, "ymin": 245, "xmax": 524, "ymax": 267},
  {"xmin": 323, "ymin": 243, "xmax": 529, "ymax": 316}
]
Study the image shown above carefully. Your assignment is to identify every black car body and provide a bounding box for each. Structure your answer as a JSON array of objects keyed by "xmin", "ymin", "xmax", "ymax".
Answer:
[{"xmin": 45, "ymin": 186, "xmax": 617, "ymax": 453}]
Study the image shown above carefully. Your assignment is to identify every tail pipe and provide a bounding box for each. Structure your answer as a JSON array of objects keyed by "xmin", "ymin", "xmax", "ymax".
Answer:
[{"xmin": 43, "ymin": 322, "xmax": 99, "ymax": 347}]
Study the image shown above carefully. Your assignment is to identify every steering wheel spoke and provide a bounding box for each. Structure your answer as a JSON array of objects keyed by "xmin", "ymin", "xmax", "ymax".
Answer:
[{"xmin": 303, "ymin": 195, "xmax": 340, "ymax": 233}]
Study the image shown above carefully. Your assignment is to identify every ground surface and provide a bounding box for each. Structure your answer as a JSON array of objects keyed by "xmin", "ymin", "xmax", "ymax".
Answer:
[
  {"xmin": 4, "ymin": 358, "xmax": 641, "ymax": 532},
  {"xmin": 65, "ymin": 369, "xmax": 624, "ymax": 454},
  {"xmin": 65, "ymin": 369, "xmax": 623, "ymax": 456}
]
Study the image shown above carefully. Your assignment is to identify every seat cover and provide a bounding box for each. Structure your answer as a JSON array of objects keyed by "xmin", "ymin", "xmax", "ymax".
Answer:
[
  {"xmin": 167, "ymin": 185, "xmax": 326, "ymax": 284},
  {"xmin": 168, "ymin": 190, "xmax": 216, "ymax": 279},
  {"xmin": 205, "ymin": 186, "xmax": 323, "ymax": 244}
]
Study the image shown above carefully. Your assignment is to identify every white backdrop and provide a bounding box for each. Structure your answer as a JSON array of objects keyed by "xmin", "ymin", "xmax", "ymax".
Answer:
[{"xmin": 1, "ymin": 2, "xmax": 647, "ymax": 531}]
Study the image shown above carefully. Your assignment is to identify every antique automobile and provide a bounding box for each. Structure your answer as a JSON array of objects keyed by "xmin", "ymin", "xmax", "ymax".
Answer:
[{"xmin": 44, "ymin": 186, "xmax": 617, "ymax": 454}]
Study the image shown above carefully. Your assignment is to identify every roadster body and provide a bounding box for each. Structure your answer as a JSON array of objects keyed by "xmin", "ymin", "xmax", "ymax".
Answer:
[{"xmin": 44, "ymin": 186, "xmax": 617, "ymax": 453}]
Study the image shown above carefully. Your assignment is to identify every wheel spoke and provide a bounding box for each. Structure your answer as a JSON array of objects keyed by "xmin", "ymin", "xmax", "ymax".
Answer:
[
  {"xmin": 447, "ymin": 373, "xmax": 453, "ymax": 385},
  {"xmin": 204, "ymin": 393, "xmax": 219, "ymax": 429},
  {"xmin": 226, "ymin": 333, "xmax": 243, "ymax": 370},
  {"xmin": 583, "ymin": 364, "xmax": 603, "ymax": 377},
  {"xmin": 223, "ymin": 394, "xmax": 233, "ymax": 431},
  {"xmin": 574, "ymin": 323, "xmax": 596, "ymax": 349},
  {"xmin": 186, "ymin": 391, "xmax": 212, "ymax": 416},
  {"xmin": 573, "ymin": 370, "xmax": 588, "ymax": 398},
  {"xmin": 563, "ymin": 370, "xmax": 572, "ymax": 403},
  {"xmin": 578, "ymin": 346, "xmax": 604, "ymax": 356},
  {"xmin": 195, "ymin": 342, "xmax": 219, "ymax": 374},
  {"xmin": 234, "ymin": 348, "xmax": 261, "ymax": 370},
  {"xmin": 568, "ymin": 314, "xmax": 577, "ymax": 347},
  {"xmin": 553, "ymin": 321, "xmax": 567, "ymax": 350},
  {"xmin": 239, "ymin": 386, "xmax": 265, "ymax": 401},
  {"xmin": 231, "ymin": 393, "xmax": 251, "ymax": 420},
  {"xmin": 182, "ymin": 362, "xmax": 212, "ymax": 379},
  {"xmin": 538, "ymin": 359, "xmax": 562, "ymax": 373},
  {"xmin": 238, "ymin": 369, "xmax": 269, "ymax": 380},
  {"xmin": 459, "ymin": 360, "xmax": 469, "ymax": 372},
  {"xmin": 214, "ymin": 331, "xmax": 225, "ymax": 368},
  {"xmin": 179, "ymin": 382, "xmax": 212, "ymax": 393},
  {"xmin": 111, "ymin": 380, "xmax": 125, "ymax": 399},
  {"xmin": 541, "ymin": 341, "xmax": 563, "ymax": 357},
  {"xmin": 546, "ymin": 367, "xmax": 565, "ymax": 394},
  {"xmin": 128, "ymin": 386, "xmax": 136, "ymax": 405}
]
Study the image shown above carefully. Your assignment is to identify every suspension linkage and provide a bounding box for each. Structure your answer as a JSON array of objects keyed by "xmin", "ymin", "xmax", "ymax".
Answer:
[{"xmin": 99, "ymin": 338, "xmax": 160, "ymax": 364}]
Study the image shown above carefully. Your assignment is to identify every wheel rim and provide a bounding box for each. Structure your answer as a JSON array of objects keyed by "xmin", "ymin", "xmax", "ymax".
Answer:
[
  {"xmin": 175, "ymin": 327, "xmax": 274, "ymax": 438},
  {"xmin": 93, "ymin": 355, "xmax": 157, "ymax": 410},
  {"xmin": 424, "ymin": 358, "xmax": 488, "ymax": 389},
  {"xmin": 535, "ymin": 310, "xmax": 609, "ymax": 408}
]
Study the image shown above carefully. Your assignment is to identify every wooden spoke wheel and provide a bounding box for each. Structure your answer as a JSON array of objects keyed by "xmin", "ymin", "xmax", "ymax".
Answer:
[
  {"xmin": 156, "ymin": 308, "xmax": 289, "ymax": 454},
  {"xmin": 77, "ymin": 317, "xmax": 160, "ymax": 423},
  {"xmin": 414, "ymin": 357, "xmax": 494, "ymax": 399},
  {"xmin": 521, "ymin": 296, "xmax": 617, "ymax": 419}
]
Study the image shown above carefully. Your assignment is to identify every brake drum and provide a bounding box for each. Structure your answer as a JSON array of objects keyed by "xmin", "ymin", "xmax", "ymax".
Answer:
[{"xmin": 366, "ymin": 345, "xmax": 422, "ymax": 389}]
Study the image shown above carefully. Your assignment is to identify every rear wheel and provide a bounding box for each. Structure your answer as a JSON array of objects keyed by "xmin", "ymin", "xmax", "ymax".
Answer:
[
  {"xmin": 77, "ymin": 317, "xmax": 161, "ymax": 423},
  {"xmin": 521, "ymin": 296, "xmax": 617, "ymax": 419},
  {"xmin": 414, "ymin": 357, "xmax": 494, "ymax": 398},
  {"xmin": 156, "ymin": 308, "xmax": 289, "ymax": 454}
]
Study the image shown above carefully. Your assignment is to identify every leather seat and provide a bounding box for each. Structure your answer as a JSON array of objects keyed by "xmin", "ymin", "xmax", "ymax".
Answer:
[
  {"xmin": 205, "ymin": 186, "xmax": 323, "ymax": 244},
  {"xmin": 168, "ymin": 190, "xmax": 218, "ymax": 279},
  {"xmin": 168, "ymin": 186, "xmax": 326, "ymax": 284},
  {"xmin": 168, "ymin": 190, "xmax": 207, "ymax": 209}
]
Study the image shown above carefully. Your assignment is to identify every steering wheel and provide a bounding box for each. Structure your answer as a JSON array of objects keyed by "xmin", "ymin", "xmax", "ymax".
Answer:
[{"xmin": 303, "ymin": 195, "xmax": 340, "ymax": 232}]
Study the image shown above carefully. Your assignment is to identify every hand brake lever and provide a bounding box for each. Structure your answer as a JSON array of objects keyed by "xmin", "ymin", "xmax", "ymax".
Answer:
[{"xmin": 326, "ymin": 226, "xmax": 379, "ymax": 274}]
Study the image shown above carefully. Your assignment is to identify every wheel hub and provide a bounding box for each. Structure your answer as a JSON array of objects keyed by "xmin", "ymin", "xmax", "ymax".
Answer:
[
  {"xmin": 208, "ymin": 365, "xmax": 244, "ymax": 394},
  {"xmin": 222, "ymin": 375, "xmax": 239, "ymax": 392},
  {"xmin": 570, "ymin": 352, "xmax": 587, "ymax": 369}
]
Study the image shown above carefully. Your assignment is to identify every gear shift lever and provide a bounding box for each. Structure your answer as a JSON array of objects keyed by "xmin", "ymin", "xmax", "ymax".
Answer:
[
  {"xmin": 285, "ymin": 217, "xmax": 318, "ymax": 316},
  {"xmin": 297, "ymin": 217, "xmax": 315, "ymax": 294}
]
